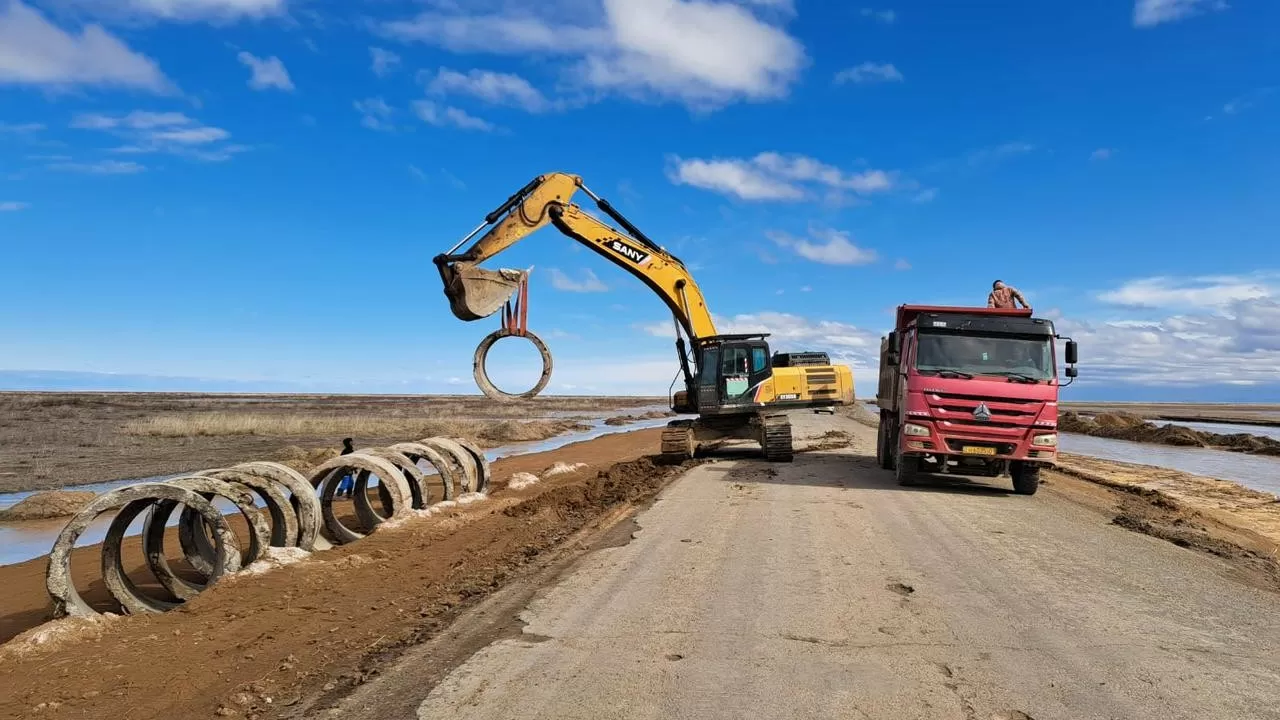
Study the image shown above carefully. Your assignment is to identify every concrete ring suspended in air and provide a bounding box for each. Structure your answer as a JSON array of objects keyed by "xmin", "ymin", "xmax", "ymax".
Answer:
[{"xmin": 472, "ymin": 328, "xmax": 553, "ymax": 401}]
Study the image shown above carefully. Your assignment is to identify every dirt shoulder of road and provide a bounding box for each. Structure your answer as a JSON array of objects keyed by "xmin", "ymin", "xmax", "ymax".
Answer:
[
  {"xmin": 0, "ymin": 426, "xmax": 681, "ymax": 720},
  {"xmin": 842, "ymin": 406, "xmax": 1280, "ymax": 588},
  {"xmin": 1063, "ymin": 401, "xmax": 1280, "ymax": 427},
  {"xmin": 0, "ymin": 392, "xmax": 660, "ymax": 494}
]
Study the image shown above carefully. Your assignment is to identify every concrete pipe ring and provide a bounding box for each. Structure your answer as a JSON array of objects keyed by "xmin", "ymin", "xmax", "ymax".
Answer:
[
  {"xmin": 472, "ymin": 328, "xmax": 553, "ymax": 402},
  {"xmin": 229, "ymin": 461, "xmax": 321, "ymax": 551},
  {"xmin": 357, "ymin": 447, "xmax": 428, "ymax": 510},
  {"xmin": 44, "ymin": 483, "xmax": 238, "ymax": 618},
  {"xmin": 206, "ymin": 468, "xmax": 298, "ymax": 549},
  {"xmin": 421, "ymin": 437, "xmax": 479, "ymax": 494},
  {"xmin": 389, "ymin": 442, "xmax": 459, "ymax": 503},
  {"xmin": 308, "ymin": 453, "xmax": 412, "ymax": 545},
  {"xmin": 151, "ymin": 477, "xmax": 270, "ymax": 600},
  {"xmin": 446, "ymin": 437, "xmax": 492, "ymax": 494}
]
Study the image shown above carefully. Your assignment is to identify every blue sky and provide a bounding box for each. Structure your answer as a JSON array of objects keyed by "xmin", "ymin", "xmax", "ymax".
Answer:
[{"xmin": 1, "ymin": 0, "xmax": 1278, "ymax": 400}]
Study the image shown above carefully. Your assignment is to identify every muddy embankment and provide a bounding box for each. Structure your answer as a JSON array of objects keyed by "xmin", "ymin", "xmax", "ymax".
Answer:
[
  {"xmin": 0, "ymin": 428, "xmax": 689, "ymax": 720},
  {"xmin": 1060, "ymin": 411, "xmax": 1280, "ymax": 457}
]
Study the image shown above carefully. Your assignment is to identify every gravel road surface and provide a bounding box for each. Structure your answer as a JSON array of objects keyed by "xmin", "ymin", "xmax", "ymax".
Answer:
[{"xmin": 357, "ymin": 412, "xmax": 1280, "ymax": 720}]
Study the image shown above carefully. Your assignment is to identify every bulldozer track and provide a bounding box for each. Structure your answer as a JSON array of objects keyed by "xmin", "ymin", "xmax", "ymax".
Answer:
[
  {"xmin": 660, "ymin": 421, "xmax": 695, "ymax": 463},
  {"xmin": 761, "ymin": 415, "xmax": 794, "ymax": 462},
  {"xmin": 44, "ymin": 436, "xmax": 491, "ymax": 620}
]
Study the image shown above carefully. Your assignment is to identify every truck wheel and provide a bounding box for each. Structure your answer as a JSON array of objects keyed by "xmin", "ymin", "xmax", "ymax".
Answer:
[
  {"xmin": 875, "ymin": 420, "xmax": 887, "ymax": 469},
  {"xmin": 895, "ymin": 450, "xmax": 918, "ymax": 487},
  {"xmin": 1011, "ymin": 463, "xmax": 1040, "ymax": 495},
  {"xmin": 879, "ymin": 414, "xmax": 897, "ymax": 470}
]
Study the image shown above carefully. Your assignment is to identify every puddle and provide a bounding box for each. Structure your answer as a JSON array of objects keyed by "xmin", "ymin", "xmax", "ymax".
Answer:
[
  {"xmin": 1060, "ymin": 433, "xmax": 1280, "ymax": 497},
  {"xmin": 0, "ymin": 412, "xmax": 674, "ymax": 567}
]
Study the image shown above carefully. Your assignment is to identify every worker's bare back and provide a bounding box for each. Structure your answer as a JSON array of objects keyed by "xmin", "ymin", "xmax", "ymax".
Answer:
[{"xmin": 360, "ymin": 413, "xmax": 1280, "ymax": 720}]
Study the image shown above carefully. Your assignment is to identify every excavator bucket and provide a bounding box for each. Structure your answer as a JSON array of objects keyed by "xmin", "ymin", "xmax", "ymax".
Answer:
[{"xmin": 438, "ymin": 261, "xmax": 525, "ymax": 321}]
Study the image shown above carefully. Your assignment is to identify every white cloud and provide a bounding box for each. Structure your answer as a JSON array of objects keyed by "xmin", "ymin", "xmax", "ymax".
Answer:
[
  {"xmin": 369, "ymin": 47, "xmax": 400, "ymax": 77},
  {"xmin": 354, "ymin": 97, "xmax": 395, "ymax": 131},
  {"xmin": 70, "ymin": 110, "xmax": 243, "ymax": 161},
  {"xmin": 548, "ymin": 268, "xmax": 608, "ymax": 292},
  {"xmin": 860, "ymin": 8, "xmax": 896, "ymax": 23},
  {"xmin": 671, "ymin": 151, "xmax": 899, "ymax": 202},
  {"xmin": 1223, "ymin": 87, "xmax": 1275, "ymax": 116},
  {"xmin": 1097, "ymin": 274, "xmax": 1275, "ymax": 310},
  {"xmin": 0, "ymin": 201, "xmax": 30, "ymax": 211},
  {"xmin": 768, "ymin": 227, "xmax": 878, "ymax": 266},
  {"xmin": 51, "ymin": 0, "xmax": 285, "ymax": 22},
  {"xmin": 894, "ymin": 258, "xmax": 911, "ymax": 271},
  {"xmin": 237, "ymin": 51, "xmax": 294, "ymax": 92},
  {"xmin": 668, "ymin": 151, "xmax": 898, "ymax": 202},
  {"xmin": 1133, "ymin": 0, "xmax": 1227, "ymax": 27},
  {"xmin": 0, "ymin": 1, "xmax": 173, "ymax": 93},
  {"xmin": 1090, "ymin": 148, "xmax": 1114, "ymax": 161},
  {"xmin": 381, "ymin": 0, "xmax": 806, "ymax": 111},
  {"xmin": 412, "ymin": 100, "xmax": 495, "ymax": 132},
  {"xmin": 424, "ymin": 67, "xmax": 553, "ymax": 112},
  {"xmin": 833, "ymin": 62, "xmax": 903, "ymax": 85},
  {"xmin": 0, "ymin": 122, "xmax": 44, "ymax": 133},
  {"xmin": 48, "ymin": 159, "xmax": 146, "ymax": 174}
]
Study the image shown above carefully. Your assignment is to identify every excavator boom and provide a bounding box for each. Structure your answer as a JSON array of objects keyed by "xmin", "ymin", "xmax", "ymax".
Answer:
[{"xmin": 434, "ymin": 172, "xmax": 716, "ymax": 343}]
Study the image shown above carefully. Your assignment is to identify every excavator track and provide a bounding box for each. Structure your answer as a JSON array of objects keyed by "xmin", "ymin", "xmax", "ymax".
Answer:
[
  {"xmin": 660, "ymin": 421, "xmax": 695, "ymax": 463},
  {"xmin": 760, "ymin": 414, "xmax": 794, "ymax": 462}
]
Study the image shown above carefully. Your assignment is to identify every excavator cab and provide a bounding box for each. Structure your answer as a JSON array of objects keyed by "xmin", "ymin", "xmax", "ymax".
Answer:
[{"xmin": 692, "ymin": 334, "xmax": 773, "ymax": 415}]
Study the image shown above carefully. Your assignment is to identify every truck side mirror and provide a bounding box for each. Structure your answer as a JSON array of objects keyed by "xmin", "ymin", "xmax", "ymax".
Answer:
[
  {"xmin": 887, "ymin": 352, "xmax": 900, "ymax": 366},
  {"xmin": 1065, "ymin": 366, "xmax": 1078, "ymax": 378},
  {"xmin": 1065, "ymin": 340, "xmax": 1078, "ymax": 365}
]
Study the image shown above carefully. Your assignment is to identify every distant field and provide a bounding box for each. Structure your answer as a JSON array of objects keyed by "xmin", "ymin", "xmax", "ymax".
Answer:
[
  {"xmin": 0, "ymin": 392, "xmax": 663, "ymax": 494},
  {"xmin": 1062, "ymin": 402, "xmax": 1280, "ymax": 427}
]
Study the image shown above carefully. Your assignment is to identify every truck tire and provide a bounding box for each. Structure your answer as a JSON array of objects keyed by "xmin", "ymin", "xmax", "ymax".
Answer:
[
  {"xmin": 895, "ymin": 449, "xmax": 918, "ymax": 487},
  {"xmin": 879, "ymin": 413, "xmax": 897, "ymax": 471},
  {"xmin": 1011, "ymin": 463, "xmax": 1040, "ymax": 496}
]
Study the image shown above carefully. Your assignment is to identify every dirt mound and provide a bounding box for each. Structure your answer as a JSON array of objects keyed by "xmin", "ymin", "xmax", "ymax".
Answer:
[
  {"xmin": 0, "ymin": 490, "xmax": 96, "ymax": 521},
  {"xmin": 0, "ymin": 429, "xmax": 677, "ymax": 720},
  {"xmin": 1059, "ymin": 411, "xmax": 1280, "ymax": 456},
  {"xmin": 274, "ymin": 445, "xmax": 340, "ymax": 474},
  {"xmin": 603, "ymin": 410, "xmax": 675, "ymax": 426}
]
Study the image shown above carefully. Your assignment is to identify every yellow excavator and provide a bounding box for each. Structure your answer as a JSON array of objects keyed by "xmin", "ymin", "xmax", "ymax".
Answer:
[{"xmin": 433, "ymin": 171, "xmax": 855, "ymax": 462}]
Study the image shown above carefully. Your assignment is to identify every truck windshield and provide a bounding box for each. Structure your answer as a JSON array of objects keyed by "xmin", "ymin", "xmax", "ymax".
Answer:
[{"xmin": 915, "ymin": 332, "xmax": 1054, "ymax": 381}]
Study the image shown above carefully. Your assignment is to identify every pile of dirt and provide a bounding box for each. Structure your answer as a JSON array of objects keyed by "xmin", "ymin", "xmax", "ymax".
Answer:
[
  {"xmin": 274, "ymin": 445, "xmax": 341, "ymax": 474},
  {"xmin": 0, "ymin": 490, "xmax": 96, "ymax": 521},
  {"xmin": 0, "ymin": 429, "xmax": 676, "ymax": 720},
  {"xmin": 603, "ymin": 410, "xmax": 676, "ymax": 426},
  {"xmin": 476, "ymin": 420, "xmax": 591, "ymax": 444},
  {"xmin": 1060, "ymin": 411, "xmax": 1280, "ymax": 456}
]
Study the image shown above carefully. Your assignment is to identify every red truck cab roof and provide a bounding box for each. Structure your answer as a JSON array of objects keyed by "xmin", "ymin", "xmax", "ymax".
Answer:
[{"xmin": 895, "ymin": 304, "xmax": 1032, "ymax": 331}]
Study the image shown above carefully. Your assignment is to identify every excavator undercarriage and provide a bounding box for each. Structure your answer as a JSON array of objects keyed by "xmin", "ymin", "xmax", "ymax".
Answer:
[{"xmin": 660, "ymin": 413, "xmax": 794, "ymax": 463}]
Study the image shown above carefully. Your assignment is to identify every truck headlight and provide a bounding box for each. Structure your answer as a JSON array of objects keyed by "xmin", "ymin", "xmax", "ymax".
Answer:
[
  {"xmin": 903, "ymin": 423, "xmax": 930, "ymax": 437},
  {"xmin": 1032, "ymin": 433, "xmax": 1058, "ymax": 447}
]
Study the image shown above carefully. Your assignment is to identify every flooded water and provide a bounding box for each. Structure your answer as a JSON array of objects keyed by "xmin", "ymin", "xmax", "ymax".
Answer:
[{"xmin": 0, "ymin": 412, "xmax": 674, "ymax": 568}]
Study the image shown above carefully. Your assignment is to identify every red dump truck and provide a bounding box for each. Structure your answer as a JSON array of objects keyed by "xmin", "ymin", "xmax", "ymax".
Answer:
[{"xmin": 875, "ymin": 305, "xmax": 1078, "ymax": 495}]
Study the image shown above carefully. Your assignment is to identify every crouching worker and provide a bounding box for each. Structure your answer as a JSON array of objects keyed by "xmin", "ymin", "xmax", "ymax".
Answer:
[{"xmin": 987, "ymin": 280, "xmax": 1031, "ymax": 310}]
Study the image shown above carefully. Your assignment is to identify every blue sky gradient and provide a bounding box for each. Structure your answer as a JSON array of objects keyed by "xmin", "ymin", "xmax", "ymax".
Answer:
[{"xmin": 2, "ymin": 0, "xmax": 1278, "ymax": 400}]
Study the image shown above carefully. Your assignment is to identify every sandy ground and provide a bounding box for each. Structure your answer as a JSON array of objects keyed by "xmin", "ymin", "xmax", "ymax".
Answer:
[
  {"xmin": 1063, "ymin": 402, "xmax": 1280, "ymax": 427},
  {"xmin": 2, "ymin": 412, "xmax": 1278, "ymax": 719},
  {"xmin": 341, "ymin": 412, "xmax": 1280, "ymax": 720},
  {"xmin": 0, "ymin": 393, "xmax": 659, "ymax": 493}
]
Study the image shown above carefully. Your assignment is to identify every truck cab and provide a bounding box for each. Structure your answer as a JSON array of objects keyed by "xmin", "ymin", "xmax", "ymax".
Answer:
[{"xmin": 875, "ymin": 305, "xmax": 1078, "ymax": 495}]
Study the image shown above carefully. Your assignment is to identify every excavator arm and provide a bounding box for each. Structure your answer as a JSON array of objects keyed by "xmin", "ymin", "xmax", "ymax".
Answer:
[{"xmin": 433, "ymin": 172, "xmax": 716, "ymax": 344}]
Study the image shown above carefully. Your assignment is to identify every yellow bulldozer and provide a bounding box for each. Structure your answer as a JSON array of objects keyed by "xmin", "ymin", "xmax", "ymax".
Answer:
[{"xmin": 433, "ymin": 171, "xmax": 855, "ymax": 462}]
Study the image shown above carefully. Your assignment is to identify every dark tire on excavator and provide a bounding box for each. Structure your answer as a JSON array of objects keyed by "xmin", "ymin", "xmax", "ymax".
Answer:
[
  {"xmin": 761, "ymin": 414, "xmax": 794, "ymax": 462},
  {"xmin": 660, "ymin": 422, "xmax": 695, "ymax": 464}
]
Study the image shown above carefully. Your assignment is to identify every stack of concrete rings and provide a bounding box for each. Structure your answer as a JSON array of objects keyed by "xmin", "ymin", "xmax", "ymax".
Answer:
[
  {"xmin": 45, "ymin": 437, "xmax": 490, "ymax": 619},
  {"xmin": 472, "ymin": 328, "xmax": 553, "ymax": 401}
]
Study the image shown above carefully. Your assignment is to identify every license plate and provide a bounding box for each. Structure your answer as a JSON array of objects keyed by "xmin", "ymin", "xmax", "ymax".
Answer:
[{"xmin": 961, "ymin": 446, "xmax": 997, "ymax": 456}]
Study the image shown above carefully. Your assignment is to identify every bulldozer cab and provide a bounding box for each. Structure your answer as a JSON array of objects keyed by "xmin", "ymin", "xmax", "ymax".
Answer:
[{"xmin": 694, "ymin": 334, "xmax": 772, "ymax": 414}]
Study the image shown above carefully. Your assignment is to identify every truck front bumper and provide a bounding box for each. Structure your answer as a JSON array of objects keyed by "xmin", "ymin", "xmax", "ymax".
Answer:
[{"xmin": 899, "ymin": 422, "xmax": 1058, "ymax": 467}]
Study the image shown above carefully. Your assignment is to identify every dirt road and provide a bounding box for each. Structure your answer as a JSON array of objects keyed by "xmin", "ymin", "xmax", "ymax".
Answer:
[{"xmin": 341, "ymin": 411, "xmax": 1280, "ymax": 720}]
